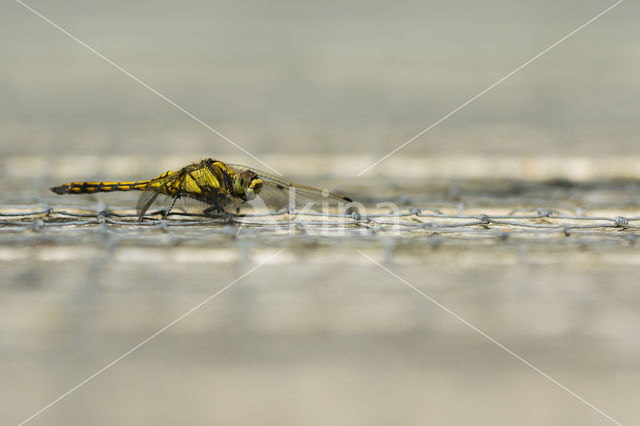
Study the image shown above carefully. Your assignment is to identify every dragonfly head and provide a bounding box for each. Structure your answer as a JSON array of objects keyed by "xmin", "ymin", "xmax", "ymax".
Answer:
[{"xmin": 234, "ymin": 170, "xmax": 263, "ymax": 201}]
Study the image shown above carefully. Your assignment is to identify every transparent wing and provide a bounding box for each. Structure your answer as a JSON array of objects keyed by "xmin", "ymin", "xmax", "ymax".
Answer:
[
  {"xmin": 135, "ymin": 173, "xmax": 182, "ymax": 220},
  {"xmin": 227, "ymin": 164, "xmax": 352, "ymax": 212},
  {"xmin": 136, "ymin": 189, "xmax": 162, "ymax": 220}
]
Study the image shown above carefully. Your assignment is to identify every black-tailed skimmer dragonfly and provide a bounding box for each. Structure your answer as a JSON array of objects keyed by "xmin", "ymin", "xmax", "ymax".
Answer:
[{"xmin": 51, "ymin": 158, "xmax": 353, "ymax": 220}]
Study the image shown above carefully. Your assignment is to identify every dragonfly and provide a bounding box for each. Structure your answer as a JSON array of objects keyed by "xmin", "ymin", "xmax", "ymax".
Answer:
[{"xmin": 50, "ymin": 158, "xmax": 353, "ymax": 220}]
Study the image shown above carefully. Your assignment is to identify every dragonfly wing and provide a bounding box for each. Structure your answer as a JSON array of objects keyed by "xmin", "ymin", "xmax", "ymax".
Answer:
[
  {"xmin": 228, "ymin": 164, "xmax": 352, "ymax": 212},
  {"xmin": 135, "ymin": 172, "xmax": 183, "ymax": 220},
  {"xmin": 136, "ymin": 188, "xmax": 162, "ymax": 220}
]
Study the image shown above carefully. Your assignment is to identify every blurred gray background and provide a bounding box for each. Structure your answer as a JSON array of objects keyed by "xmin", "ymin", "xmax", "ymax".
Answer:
[
  {"xmin": 2, "ymin": 0, "xmax": 639, "ymax": 160},
  {"xmin": 1, "ymin": 1, "xmax": 639, "ymax": 425}
]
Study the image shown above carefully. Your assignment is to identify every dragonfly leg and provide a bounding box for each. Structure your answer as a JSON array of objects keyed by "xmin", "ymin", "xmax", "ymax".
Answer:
[
  {"xmin": 202, "ymin": 204, "xmax": 235, "ymax": 222},
  {"xmin": 163, "ymin": 195, "xmax": 180, "ymax": 219},
  {"xmin": 202, "ymin": 205, "xmax": 224, "ymax": 217}
]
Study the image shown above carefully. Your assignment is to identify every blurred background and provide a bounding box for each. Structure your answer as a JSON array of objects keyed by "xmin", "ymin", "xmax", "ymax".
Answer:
[
  {"xmin": 2, "ymin": 0, "xmax": 639, "ymax": 160},
  {"xmin": 1, "ymin": 0, "xmax": 639, "ymax": 425}
]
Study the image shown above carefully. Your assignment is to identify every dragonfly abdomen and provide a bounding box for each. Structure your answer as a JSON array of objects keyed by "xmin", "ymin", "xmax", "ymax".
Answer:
[{"xmin": 50, "ymin": 181, "xmax": 151, "ymax": 194}]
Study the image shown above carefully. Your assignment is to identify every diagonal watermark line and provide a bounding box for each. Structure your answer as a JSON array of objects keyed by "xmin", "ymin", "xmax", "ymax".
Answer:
[
  {"xmin": 357, "ymin": 250, "xmax": 622, "ymax": 426},
  {"xmin": 18, "ymin": 250, "xmax": 282, "ymax": 426},
  {"xmin": 15, "ymin": 0, "xmax": 282, "ymax": 176},
  {"xmin": 357, "ymin": 0, "xmax": 624, "ymax": 176}
]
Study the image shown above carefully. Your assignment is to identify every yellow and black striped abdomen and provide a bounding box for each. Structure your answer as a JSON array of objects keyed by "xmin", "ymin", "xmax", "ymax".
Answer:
[{"xmin": 50, "ymin": 181, "xmax": 151, "ymax": 195}]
